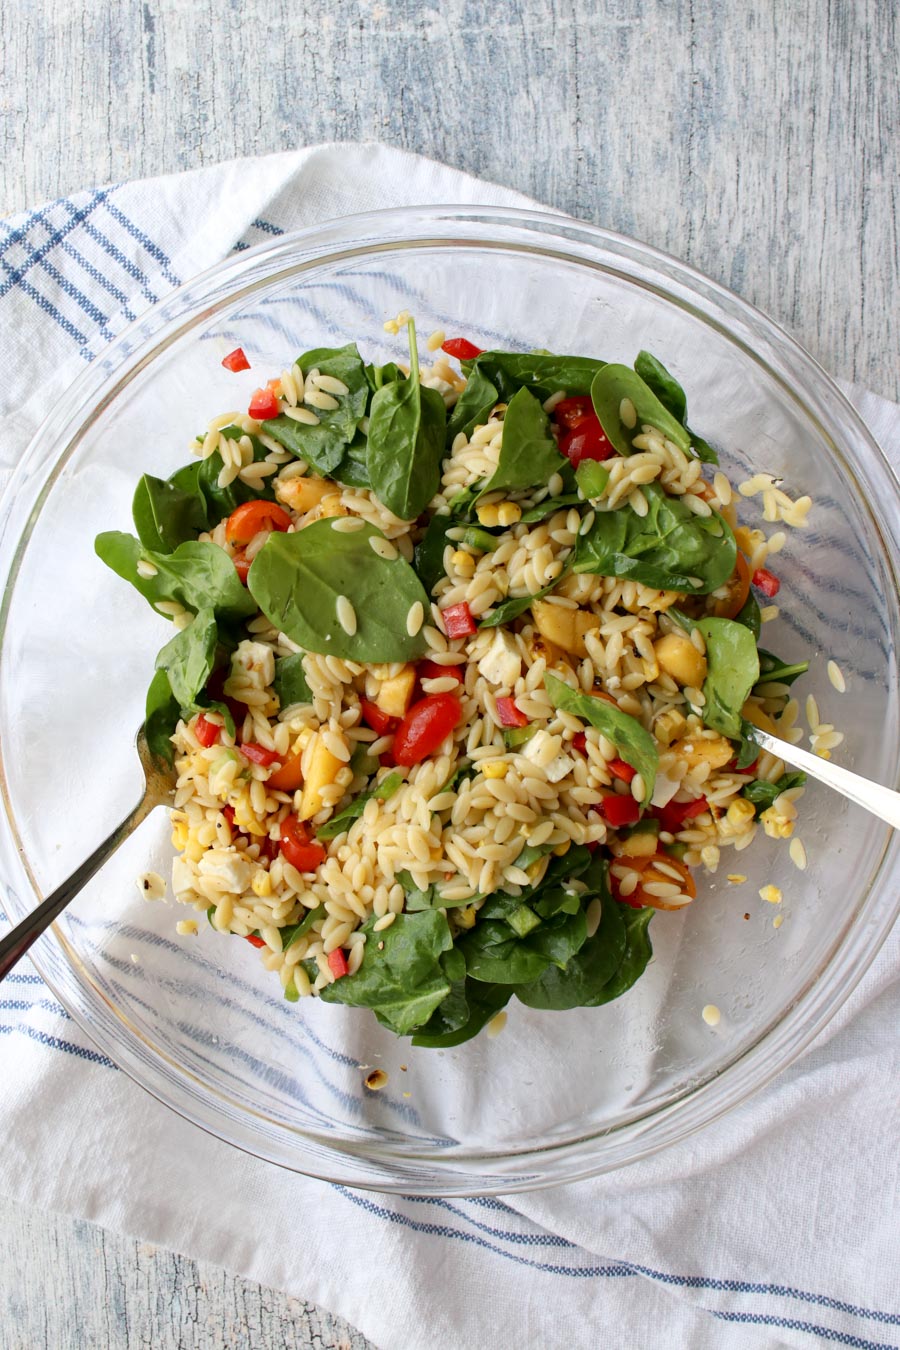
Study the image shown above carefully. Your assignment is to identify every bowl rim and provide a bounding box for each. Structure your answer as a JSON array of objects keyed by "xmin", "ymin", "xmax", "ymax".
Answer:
[{"xmin": 1, "ymin": 203, "xmax": 898, "ymax": 1194}]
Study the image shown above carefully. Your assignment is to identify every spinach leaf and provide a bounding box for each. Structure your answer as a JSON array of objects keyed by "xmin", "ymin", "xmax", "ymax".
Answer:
[
  {"xmin": 278, "ymin": 904, "xmax": 326, "ymax": 952},
  {"xmin": 458, "ymin": 907, "xmax": 587, "ymax": 985},
  {"xmin": 590, "ymin": 365, "xmax": 692, "ymax": 458},
  {"xmin": 332, "ymin": 431, "xmax": 372, "ymax": 488},
  {"xmin": 247, "ymin": 519, "xmax": 431, "ymax": 663},
  {"xmin": 144, "ymin": 668, "xmax": 181, "ymax": 765},
  {"xmin": 316, "ymin": 771, "xmax": 404, "ymax": 841},
  {"xmin": 406, "ymin": 948, "xmax": 469, "ymax": 1038},
  {"xmin": 261, "ymin": 344, "xmax": 369, "ymax": 476},
  {"xmin": 519, "ymin": 492, "xmax": 582, "ymax": 524},
  {"xmin": 272, "ymin": 653, "xmax": 313, "ymax": 710},
  {"xmin": 517, "ymin": 891, "xmax": 627, "ymax": 1010},
  {"xmin": 413, "ymin": 512, "xmax": 455, "ymax": 596},
  {"xmin": 735, "ymin": 723, "xmax": 763, "ymax": 770},
  {"xmin": 365, "ymin": 361, "xmax": 403, "ymax": 391},
  {"xmin": 755, "ymin": 649, "xmax": 810, "ymax": 687},
  {"xmin": 95, "ymin": 532, "xmax": 257, "ymax": 622},
  {"xmin": 154, "ymin": 607, "xmax": 218, "ymax": 709},
  {"xmin": 573, "ymin": 484, "xmax": 736, "ymax": 594},
  {"xmin": 734, "ymin": 590, "xmax": 762, "ymax": 639},
  {"xmin": 132, "ymin": 474, "xmax": 208, "ymax": 553},
  {"xmin": 481, "ymin": 387, "xmax": 568, "ymax": 496},
  {"xmin": 589, "ymin": 905, "xmax": 654, "ymax": 1004},
  {"xmin": 316, "ymin": 909, "xmax": 453, "ymax": 1036},
  {"xmin": 574, "ymin": 461, "xmax": 610, "ymax": 499},
  {"xmin": 469, "ymin": 351, "xmax": 606, "ymax": 401},
  {"xmin": 396, "ymin": 870, "xmax": 479, "ymax": 912},
  {"xmin": 695, "ymin": 617, "xmax": 760, "ymax": 738},
  {"xmin": 411, "ymin": 977, "xmax": 511, "ymax": 1048},
  {"xmin": 633, "ymin": 350, "xmax": 719, "ymax": 465},
  {"xmin": 544, "ymin": 673, "xmax": 658, "ymax": 803},
  {"xmin": 477, "ymin": 572, "xmax": 565, "ymax": 628},
  {"xmin": 366, "ymin": 320, "xmax": 447, "ymax": 520},
  {"xmin": 195, "ymin": 432, "xmax": 277, "ymax": 526},
  {"xmin": 741, "ymin": 770, "xmax": 807, "ymax": 815},
  {"xmin": 445, "ymin": 364, "xmax": 499, "ymax": 446}
]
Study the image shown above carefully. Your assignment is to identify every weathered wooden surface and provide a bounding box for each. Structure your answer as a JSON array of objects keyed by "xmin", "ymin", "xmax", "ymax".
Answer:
[{"xmin": 0, "ymin": 2, "xmax": 897, "ymax": 1347}]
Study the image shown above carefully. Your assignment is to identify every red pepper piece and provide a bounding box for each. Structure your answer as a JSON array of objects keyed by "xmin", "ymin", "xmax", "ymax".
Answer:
[
  {"xmin": 221, "ymin": 347, "xmax": 250, "ymax": 372},
  {"xmin": 248, "ymin": 387, "xmax": 280, "ymax": 421},
  {"xmin": 441, "ymin": 337, "xmax": 483, "ymax": 361},
  {"xmin": 608, "ymin": 758, "xmax": 637, "ymax": 784},
  {"xmin": 752, "ymin": 567, "xmax": 781, "ymax": 598},
  {"xmin": 418, "ymin": 659, "xmax": 463, "ymax": 683},
  {"xmin": 245, "ymin": 934, "xmax": 266, "ymax": 948},
  {"xmin": 572, "ymin": 732, "xmax": 587, "ymax": 754},
  {"xmin": 600, "ymin": 794, "xmax": 641, "ymax": 828},
  {"xmin": 328, "ymin": 948, "xmax": 349, "ymax": 979},
  {"xmin": 495, "ymin": 696, "xmax": 528, "ymax": 728},
  {"xmin": 194, "ymin": 715, "xmax": 220, "ymax": 748},
  {"xmin": 654, "ymin": 796, "xmax": 709, "ymax": 833},
  {"xmin": 440, "ymin": 602, "xmax": 477, "ymax": 639},
  {"xmin": 360, "ymin": 698, "xmax": 398, "ymax": 736},
  {"xmin": 241, "ymin": 742, "xmax": 281, "ymax": 767},
  {"xmin": 559, "ymin": 414, "xmax": 615, "ymax": 466},
  {"xmin": 393, "ymin": 693, "xmax": 463, "ymax": 766}
]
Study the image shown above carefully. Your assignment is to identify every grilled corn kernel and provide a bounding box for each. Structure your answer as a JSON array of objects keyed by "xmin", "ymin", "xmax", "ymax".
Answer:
[
  {"xmin": 496, "ymin": 501, "xmax": 522, "ymax": 527},
  {"xmin": 481, "ymin": 760, "xmax": 508, "ymax": 779},
  {"xmin": 476, "ymin": 503, "xmax": 500, "ymax": 527},
  {"xmin": 760, "ymin": 807, "xmax": 795, "ymax": 839},
  {"xmin": 726, "ymin": 798, "xmax": 756, "ymax": 829},
  {"xmin": 251, "ymin": 870, "xmax": 273, "ymax": 897},
  {"xmin": 455, "ymin": 905, "xmax": 478, "ymax": 929},
  {"xmin": 450, "ymin": 549, "xmax": 476, "ymax": 577}
]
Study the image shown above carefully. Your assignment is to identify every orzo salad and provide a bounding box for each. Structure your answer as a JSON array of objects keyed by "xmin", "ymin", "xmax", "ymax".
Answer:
[{"xmin": 96, "ymin": 323, "xmax": 819, "ymax": 1046}]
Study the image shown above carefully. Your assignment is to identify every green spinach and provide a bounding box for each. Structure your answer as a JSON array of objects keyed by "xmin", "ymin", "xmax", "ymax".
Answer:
[
  {"xmin": 735, "ymin": 590, "xmax": 762, "ymax": 639},
  {"xmin": 458, "ymin": 907, "xmax": 587, "ymax": 985},
  {"xmin": 696, "ymin": 617, "xmax": 760, "ymax": 738},
  {"xmin": 573, "ymin": 483, "xmax": 737, "ymax": 594},
  {"xmin": 588, "ymin": 905, "xmax": 654, "ymax": 1005},
  {"xmin": 755, "ymin": 650, "xmax": 810, "ymax": 688},
  {"xmin": 741, "ymin": 770, "xmax": 807, "ymax": 815},
  {"xmin": 261, "ymin": 344, "xmax": 369, "ymax": 476},
  {"xmin": 411, "ymin": 976, "xmax": 511, "ymax": 1048},
  {"xmin": 95, "ymin": 533, "xmax": 257, "ymax": 622},
  {"xmin": 316, "ymin": 771, "xmax": 404, "ymax": 841},
  {"xmin": 144, "ymin": 668, "xmax": 181, "ymax": 765},
  {"xmin": 519, "ymin": 492, "xmax": 582, "ymax": 524},
  {"xmin": 413, "ymin": 512, "xmax": 455, "ymax": 597},
  {"xmin": 590, "ymin": 365, "xmax": 692, "ymax": 458},
  {"xmin": 247, "ymin": 519, "xmax": 431, "ymax": 663},
  {"xmin": 516, "ymin": 876, "xmax": 627, "ymax": 1009},
  {"xmin": 445, "ymin": 365, "xmax": 499, "ymax": 447},
  {"xmin": 366, "ymin": 320, "xmax": 446, "ymax": 519},
  {"xmin": 481, "ymin": 386, "xmax": 568, "ymax": 496},
  {"xmin": 155, "ymin": 607, "xmax": 218, "ymax": 709},
  {"xmin": 272, "ymin": 653, "xmax": 313, "ymax": 710},
  {"xmin": 132, "ymin": 474, "xmax": 208, "ymax": 553},
  {"xmin": 634, "ymin": 350, "xmax": 718, "ymax": 464},
  {"xmin": 466, "ymin": 351, "xmax": 606, "ymax": 400},
  {"xmin": 544, "ymin": 673, "xmax": 658, "ymax": 802}
]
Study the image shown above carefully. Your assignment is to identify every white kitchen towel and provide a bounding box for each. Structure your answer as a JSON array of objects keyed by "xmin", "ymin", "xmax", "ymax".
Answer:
[{"xmin": 1, "ymin": 144, "xmax": 898, "ymax": 1350}]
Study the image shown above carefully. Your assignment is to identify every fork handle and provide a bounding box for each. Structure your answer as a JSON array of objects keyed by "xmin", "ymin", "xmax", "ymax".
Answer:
[{"xmin": 0, "ymin": 790, "xmax": 159, "ymax": 982}]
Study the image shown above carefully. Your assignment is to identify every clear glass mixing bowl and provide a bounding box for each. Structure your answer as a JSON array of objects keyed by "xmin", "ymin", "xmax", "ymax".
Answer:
[{"xmin": 1, "ymin": 207, "xmax": 898, "ymax": 1194}]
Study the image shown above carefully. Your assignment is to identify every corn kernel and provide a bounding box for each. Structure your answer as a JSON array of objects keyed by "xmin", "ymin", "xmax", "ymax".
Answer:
[
  {"xmin": 553, "ymin": 841, "xmax": 571, "ymax": 857},
  {"xmin": 175, "ymin": 920, "xmax": 198, "ymax": 937},
  {"xmin": 496, "ymin": 502, "xmax": 522, "ymax": 527},
  {"xmin": 251, "ymin": 870, "xmax": 272, "ymax": 897},
  {"xmin": 455, "ymin": 905, "xmax": 477, "ymax": 929},
  {"xmin": 450, "ymin": 549, "xmax": 476, "ymax": 577},
  {"xmin": 759, "ymin": 883, "xmax": 783, "ymax": 904},
  {"xmin": 171, "ymin": 823, "xmax": 189, "ymax": 850},
  {"xmin": 481, "ymin": 760, "xmax": 508, "ymax": 779},
  {"xmin": 726, "ymin": 798, "xmax": 756, "ymax": 829},
  {"xmin": 760, "ymin": 807, "xmax": 794, "ymax": 839},
  {"xmin": 476, "ymin": 503, "xmax": 500, "ymax": 527}
]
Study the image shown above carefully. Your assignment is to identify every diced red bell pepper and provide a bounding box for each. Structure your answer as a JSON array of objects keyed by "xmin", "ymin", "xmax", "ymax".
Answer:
[
  {"xmin": 608, "ymin": 758, "xmax": 636, "ymax": 784},
  {"xmin": 248, "ymin": 387, "xmax": 280, "ymax": 421},
  {"xmin": 245, "ymin": 934, "xmax": 266, "ymax": 948},
  {"xmin": 392, "ymin": 693, "xmax": 463, "ymax": 766},
  {"xmin": 572, "ymin": 732, "xmax": 587, "ymax": 754},
  {"xmin": 418, "ymin": 659, "xmax": 463, "ymax": 683},
  {"xmin": 495, "ymin": 696, "xmax": 528, "ymax": 728},
  {"xmin": 241, "ymin": 742, "xmax": 281, "ymax": 767},
  {"xmin": 194, "ymin": 714, "xmax": 220, "ymax": 748},
  {"xmin": 599, "ymin": 793, "xmax": 641, "ymax": 828},
  {"xmin": 360, "ymin": 698, "xmax": 397, "ymax": 736},
  {"xmin": 653, "ymin": 796, "xmax": 709, "ymax": 833},
  {"xmin": 559, "ymin": 414, "xmax": 616, "ymax": 466},
  {"xmin": 441, "ymin": 602, "xmax": 477, "ymax": 639},
  {"xmin": 441, "ymin": 337, "xmax": 482, "ymax": 361},
  {"xmin": 328, "ymin": 948, "xmax": 349, "ymax": 979},
  {"xmin": 752, "ymin": 567, "xmax": 781, "ymax": 598},
  {"xmin": 222, "ymin": 347, "xmax": 250, "ymax": 372},
  {"xmin": 279, "ymin": 816, "xmax": 326, "ymax": 873}
]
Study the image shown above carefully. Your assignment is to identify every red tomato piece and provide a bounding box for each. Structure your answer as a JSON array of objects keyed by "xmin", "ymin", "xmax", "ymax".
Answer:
[
  {"xmin": 328, "ymin": 948, "xmax": 349, "ymax": 979},
  {"xmin": 279, "ymin": 816, "xmax": 327, "ymax": 873},
  {"xmin": 653, "ymin": 796, "xmax": 709, "ymax": 833},
  {"xmin": 441, "ymin": 337, "xmax": 483, "ymax": 361},
  {"xmin": 221, "ymin": 347, "xmax": 250, "ymax": 372},
  {"xmin": 559, "ymin": 414, "xmax": 615, "ymax": 466},
  {"xmin": 495, "ymin": 696, "xmax": 528, "ymax": 728},
  {"xmin": 360, "ymin": 699, "xmax": 397, "ymax": 735},
  {"xmin": 572, "ymin": 732, "xmax": 587, "ymax": 754},
  {"xmin": 554, "ymin": 396, "xmax": 594, "ymax": 430},
  {"xmin": 752, "ymin": 567, "xmax": 781, "ymax": 598},
  {"xmin": 440, "ymin": 602, "xmax": 477, "ymax": 639},
  {"xmin": 418, "ymin": 659, "xmax": 463, "ymax": 683},
  {"xmin": 194, "ymin": 714, "xmax": 220, "ymax": 748},
  {"xmin": 266, "ymin": 750, "xmax": 304, "ymax": 792},
  {"xmin": 241, "ymin": 742, "xmax": 281, "ymax": 767},
  {"xmin": 393, "ymin": 693, "xmax": 463, "ymax": 766},
  {"xmin": 608, "ymin": 758, "xmax": 636, "ymax": 784},
  {"xmin": 225, "ymin": 499, "xmax": 292, "ymax": 545},
  {"xmin": 258, "ymin": 835, "xmax": 280, "ymax": 861},
  {"xmin": 599, "ymin": 793, "xmax": 641, "ymax": 828},
  {"xmin": 232, "ymin": 551, "xmax": 251, "ymax": 585},
  {"xmin": 248, "ymin": 387, "xmax": 280, "ymax": 421},
  {"xmin": 245, "ymin": 934, "xmax": 266, "ymax": 948}
]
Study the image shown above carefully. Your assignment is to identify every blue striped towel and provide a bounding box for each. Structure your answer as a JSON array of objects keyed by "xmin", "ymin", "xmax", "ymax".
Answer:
[{"xmin": 1, "ymin": 144, "xmax": 898, "ymax": 1350}]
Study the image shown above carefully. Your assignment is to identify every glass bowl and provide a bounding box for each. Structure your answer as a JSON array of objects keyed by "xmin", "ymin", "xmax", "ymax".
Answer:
[{"xmin": 1, "ymin": 207, "xmax": 898, "ymax": 1195}]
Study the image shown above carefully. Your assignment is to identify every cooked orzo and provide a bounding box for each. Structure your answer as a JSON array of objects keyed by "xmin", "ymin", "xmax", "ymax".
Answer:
[{"xmin": 96, "ymin": 325, "xmax": 820, "ymax": 1045}]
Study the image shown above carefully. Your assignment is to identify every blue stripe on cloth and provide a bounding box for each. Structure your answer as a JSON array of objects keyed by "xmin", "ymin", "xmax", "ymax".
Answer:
[
  {"xmin": 251, "ymin": 218, "xmax": 284, "ymax": 236},
  {"xmin": 710, "ymin": 1308, "xmax": 898, "ymax": 1350},
  {"xmin": 5, "ymin": 272, "xmax": 90, "ymax": 348},
  {"xmin": 0, "ymin": 191, "xmax": 109, "ymax": 292},
  {"xmin": 0, "ymin": 1023, "xmax": 116, "ymax": 1069},
  {"xmin": 102, "ymin": 200, "xmax": 180, "ymax": 288},
  {"xmin": 59, "ymin": 240, "xmax": 138, "ymax": 323},
  {"xmin": 76, "ymin": 216, "xmax": 160, "ymax": 305},
  {"xmin": 408, "ymin": 1195, "xmax": 578, "ymax": 1249}
]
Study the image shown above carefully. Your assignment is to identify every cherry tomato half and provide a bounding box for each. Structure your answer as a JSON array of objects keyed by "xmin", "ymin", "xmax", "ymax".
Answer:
[
  {"xmin": 554, "ymin": 396, "xmax": 594, "ymax": 430},
  {"xmin": 279, "ymin": 816, "xmax": 326, "ymax": 873},
  {"xmin": 610, "ymin": 852, "xmax": 697, "ymax": 911},
  {"xmin": 392, "ymin": 693, "xmax": 463, "ymax": 767},
  {"xmin": 559, "ymin": 414, "xmax": 615, "ymax": 465},
  {"xmin": 709, "ymin": 551, "xmax": 751, "ymax": 619},
  {"xmin": 225, "ymin": 499, "xmax": 292, "ymax": 545}
]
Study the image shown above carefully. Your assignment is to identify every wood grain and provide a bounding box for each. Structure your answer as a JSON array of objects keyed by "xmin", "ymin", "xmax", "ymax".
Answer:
[{"xmin": 0, "ymin": 2, "xmax": 897, "ymax": 1346}]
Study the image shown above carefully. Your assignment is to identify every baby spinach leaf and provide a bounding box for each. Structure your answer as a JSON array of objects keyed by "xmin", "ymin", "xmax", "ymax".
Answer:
[
  {"xmin": 696, "ymin": 617, "xmax": 760, "ymax": 738},
  {"xmin": 517, "ymin": 894, "xmax": 626, "ymax": 1009},
  {"xmin": 477, "ymin": 574, "xmax": 563, "ymax": 628},
  {"xmin": 544, "ymin": 673, "xmax": 658, "ymax": 802},
  {"xmin": 279, "ymin": 904, "xmax": 326, "ymax": 952},
  {"xmin": 262, "ymin": 343, "xmax": 369, "ymax": 476},
  {"xmin": 248, "ymin": 519, "xmax": 431, "ymax": 663},
  {"xmin": 396, "ymin": 871, "xmax": 438, "ymax": 912},
  {"xmin": 469, "ymin": 351, "xmax": 606, "ymax": 400},
  {"xmin": 413, "ymin": 513, "xmax": 455, "ymax": 596},
  {"xmin": 519, "ymin": 492, "xmax": 582, "ymax": 524},
  {"xmin": 411, "ymin": 977, "xmax": 511, "ymax": 1048},
  {"xmin": 95, "ymin": 532, "xmax": 257, "ymax": 622},
  {"xmin": 589, "ymin": 905, "xmax": 654, "ymax": 1005},
  {"xmin": 458, "ymin": 910, "xmax": 586, "ymax": 986},
  {"xmin": 481, "ymin": 387, "xmax": 568, "ymax": 496},
  {"xmin": 366, "ymin": 320, "xmax": 447, "ymax": 520},
  {"xmin": 332, "ymin": 431, "xmax": 371, "ymax": 488},
  {"xmin": 590, "ymin": 365, "xmax": 692, "ymax": 458},
  {"xmin": 445, "ymin": 365, "xmax": 499, "ymax": 446},
  {"xmin": 755, "ymin": 650, "xmax": 810, "ymax": 687},
  {"xmin": 406, "ymin": 948, "xmax": 470, "ymax": 1037},
  {"xmin": 316, "ymin": 771, "xmax": 404, "ymax": 841},
  {"xmin": 741, "ymin": 770, "xmax": 807, "ymax": 815},
  {"xmin": 735, "ymin": 723, "xmax": 763, "ymax": 769},
  {"xmin": 132, "ymin": 474, "xmax": 208, "ymax": 553},
  {"xmin": 272, "ymin": 653, "xmax": 313, "ymax": 710},
  {"xmin": 734, "ymin": 590, "xmax": 762, "ymax": 639},
  {"xmin": 317, "ymin": 909, "xmax": 454, "ymax": 1036},
  {"xmin": 155, "ymin": 607, "xmax": 218, "ymax": 709},
  {"xmin": 573, "ymin": 483, "xmax": 737, "ymax": 594},
  {"xmin": 144, "ymin": 669, "xmax": 181, "ymax": 766},
  {"xmin": 194, "ymin": 434, "xmax": 277, "ymax": 525},
  {"xmin": 634, "ymin": 350, "xmax": 719, "ymax": 464},
  {"xmin": 365, "ymin": 360, "xmax": 403, "ymax": 391},
  {"xmin": 574, "ymin": 461, "xmax": 610, "ymax": 499}
]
